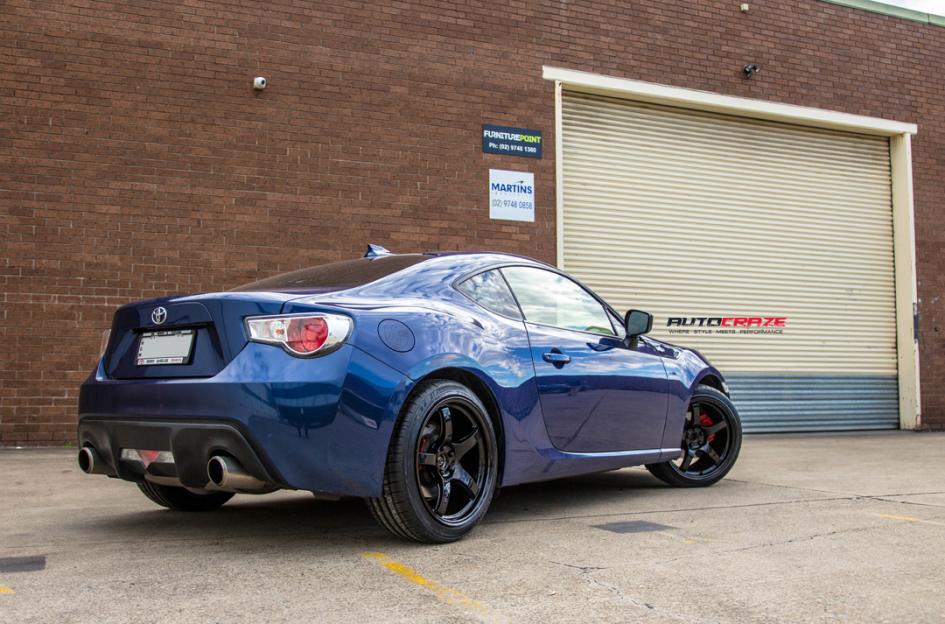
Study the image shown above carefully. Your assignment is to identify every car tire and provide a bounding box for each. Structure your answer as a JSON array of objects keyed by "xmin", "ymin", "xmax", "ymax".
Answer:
[
  {"xmin": 367, "ymin": 380, "xmax": 498, "ymax": 543},
  {"xmin": 646, "ymin": 385, "xmax": 742, "ymax": 488},
  {"xmin": 136, "ymin": 481, "xmax": 234, "ymax": 511}
]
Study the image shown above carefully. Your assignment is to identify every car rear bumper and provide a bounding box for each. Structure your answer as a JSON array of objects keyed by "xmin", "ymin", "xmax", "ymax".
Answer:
[
  {"xmin": 77, "ymin": 417, "xmax": 282, "ymax": 489},
  {"xmin": 78, "ymin": 343, "xmax": 409, "ymax": 497}
]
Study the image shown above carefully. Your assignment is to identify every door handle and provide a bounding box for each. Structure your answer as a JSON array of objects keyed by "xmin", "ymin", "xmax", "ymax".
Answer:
[{"xmin": 542, "ymin": 351, "xmax": 571, "ymax": 366}]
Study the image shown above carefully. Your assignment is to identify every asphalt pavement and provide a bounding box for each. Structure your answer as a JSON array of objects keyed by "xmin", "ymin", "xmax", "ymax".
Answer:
[{"xmin": 1, "ymin": 431, "xmax": 944, "ymax": 623}]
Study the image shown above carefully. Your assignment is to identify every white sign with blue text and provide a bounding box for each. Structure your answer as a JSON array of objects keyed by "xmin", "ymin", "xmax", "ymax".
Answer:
[{"xmin": 489, "ymin": 169, "xmax": 535, "ymax": 222}]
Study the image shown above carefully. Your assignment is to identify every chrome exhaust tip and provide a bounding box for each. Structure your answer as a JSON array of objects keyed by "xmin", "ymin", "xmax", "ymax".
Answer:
[
  {"xmin": 207, "ymin": 455, "xmax": 267, "ymax": 492},
  {"xmin": 77, "ymin": 446, "xmax": 110, "ymax": 475}
]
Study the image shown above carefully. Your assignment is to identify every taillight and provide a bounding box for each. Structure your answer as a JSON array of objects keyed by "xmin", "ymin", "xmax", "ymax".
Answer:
[
  {"xmin": 246, "ymin": 313, "xmax": 352, "ymax": 357},
  {"xmin": 99, "ymin": 329, "xmax": 111, "ymax": 358}
]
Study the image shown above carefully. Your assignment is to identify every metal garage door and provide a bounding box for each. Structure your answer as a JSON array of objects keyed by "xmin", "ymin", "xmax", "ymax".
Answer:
[{"xmin": 560, "ymin": 91, "xmax": 899, "ymax": 432}]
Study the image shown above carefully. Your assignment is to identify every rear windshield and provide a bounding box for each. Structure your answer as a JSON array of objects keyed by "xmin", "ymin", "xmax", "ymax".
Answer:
[{"xmin": 232, "ymin": 254, "xmax": 428, "ymax": 292}]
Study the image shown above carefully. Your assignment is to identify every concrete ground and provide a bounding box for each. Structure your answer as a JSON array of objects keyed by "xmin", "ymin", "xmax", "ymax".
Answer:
[{"xmin": 1, "ymin": 432, "xmax": 944, "ymax": 624}]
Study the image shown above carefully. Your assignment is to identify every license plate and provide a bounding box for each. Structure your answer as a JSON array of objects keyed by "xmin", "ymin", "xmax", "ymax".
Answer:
[{"xmin": 136, "ymin": 329, "xmax": 195, "ymax": 366}]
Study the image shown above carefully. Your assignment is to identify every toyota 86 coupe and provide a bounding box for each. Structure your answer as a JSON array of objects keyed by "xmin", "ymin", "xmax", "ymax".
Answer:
[{"xmin": 78, "ymin": 246, "xmax": 742, "ymax": 543}]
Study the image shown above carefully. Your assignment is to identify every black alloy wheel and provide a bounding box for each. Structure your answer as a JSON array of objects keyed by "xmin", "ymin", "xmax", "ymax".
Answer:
[
  {"xmin": 646, "ymin": 385, "xmax": 742, "ymax": 487},
  {"xmin": 415, "ymin": 400, "xmax": 487, "ymax": 525},
  {"xmin": 367, "ymin": 380, "xmax": 498, "ymax": 543}
]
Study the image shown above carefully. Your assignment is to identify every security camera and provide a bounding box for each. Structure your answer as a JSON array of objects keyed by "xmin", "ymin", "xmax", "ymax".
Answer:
[
  {"xmin": 743, "ymin": 64, "xmax": 760, "ymax": 79},
  {"xmin": 253, "ymin": 77, "xmax": 267, "ymax": 90}
]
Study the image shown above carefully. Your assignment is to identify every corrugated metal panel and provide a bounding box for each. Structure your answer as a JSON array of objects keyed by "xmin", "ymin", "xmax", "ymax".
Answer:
[
  {"xmin": 728, "ymin": 375, "xmax": 899, "ymax": 432},
  {"xmin": 560, "ymin": 91, "xmax": 899, "ymax": 431}
]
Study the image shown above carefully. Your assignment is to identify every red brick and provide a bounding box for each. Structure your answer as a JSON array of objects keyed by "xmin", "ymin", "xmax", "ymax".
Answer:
[{"xmin": 2, "ymin": 0, "xmax": 944, "ymax": 444}]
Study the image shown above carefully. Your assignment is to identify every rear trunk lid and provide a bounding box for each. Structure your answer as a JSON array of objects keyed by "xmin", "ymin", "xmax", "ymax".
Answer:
[
  {"xmin": 103, "ymin": 254, "xmax": 432, "ymax": 379},
  {"xmin": 104, "ymin": 292, "xmax": 296, "ymax": 379}
]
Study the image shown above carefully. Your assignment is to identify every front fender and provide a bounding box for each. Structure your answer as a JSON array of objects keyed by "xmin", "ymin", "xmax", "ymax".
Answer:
[
  {"xmin": 660, "ymin": 349, "xmax": 727, "ymax": 450},
  {"xmin": 694, "ymin": 366, "xmax": 728, "ymax": 395}
]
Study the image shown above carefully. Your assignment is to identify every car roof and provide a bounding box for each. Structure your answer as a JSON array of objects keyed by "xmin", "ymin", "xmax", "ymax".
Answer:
[
  {"xmin": 418, "ymin": 250, "xmax": 552, "ymax": 271},
  {"xmin": 232, "ymin": 250, "xmax": 553, "ymax": 297}
]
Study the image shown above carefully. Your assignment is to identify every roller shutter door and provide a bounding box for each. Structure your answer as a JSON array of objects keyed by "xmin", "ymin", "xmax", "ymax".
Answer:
[{"xmin": 560, "ymin": 91, "xmax": 898, "ymax": 432}]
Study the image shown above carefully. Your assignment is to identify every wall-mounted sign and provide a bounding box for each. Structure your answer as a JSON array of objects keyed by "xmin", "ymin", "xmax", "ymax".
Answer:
[
  {"xmin": 666, "ymin": 315, "xmax": 788, "ymax": 336},
  {"xmin": 482, "ymin": 124, "xmax": 542, "ymax": 159},
  {"xmin": 489, "ymin": 169, "xmax": 535, "ymax": 222}
]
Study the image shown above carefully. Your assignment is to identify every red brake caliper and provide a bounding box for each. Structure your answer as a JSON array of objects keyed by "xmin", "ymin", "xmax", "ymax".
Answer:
[{"xmin": 699, "ymin": 414, "xmax": 716, "ymax": 443}]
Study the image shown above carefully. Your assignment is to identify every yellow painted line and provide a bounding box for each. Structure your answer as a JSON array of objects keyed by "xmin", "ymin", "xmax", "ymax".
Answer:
[
  {"xmin": 879, "ymin": 513, "xmax": 922, "ymax": 523},
  {"xmin": 877, "ymin": 513, "xmax": 945, "ymax": 527},
  {"xmin": 362, "ymin": 552, "xmax": 495, "ymax": 618},
  {"xmin": 0, "ymin": 585, "xmax": 14, "ymax": 595}
]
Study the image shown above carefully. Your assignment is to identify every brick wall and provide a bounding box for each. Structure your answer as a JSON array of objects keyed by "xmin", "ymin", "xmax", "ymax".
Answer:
[{"xmin": 1, "ymin": 0, "xmax": 943, "ymax": 444}]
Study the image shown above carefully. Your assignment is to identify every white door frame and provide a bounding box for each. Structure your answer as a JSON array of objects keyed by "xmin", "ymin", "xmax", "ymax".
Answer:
[{"xmin": 544, "ymin": 66, "xmax": 921, "ymax": 430}]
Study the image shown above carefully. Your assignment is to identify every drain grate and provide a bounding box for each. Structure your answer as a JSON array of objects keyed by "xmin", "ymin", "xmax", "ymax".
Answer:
[
  {"xmin": 0, "ymin": 555, "xmax": 46, "ymax": 573},
  {"xmin": 593, "ymin": 520, "xmax": 673, "ymax": 534}
]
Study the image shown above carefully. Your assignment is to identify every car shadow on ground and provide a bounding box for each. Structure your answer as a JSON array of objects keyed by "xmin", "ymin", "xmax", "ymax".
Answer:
[{"xmin": 77, "ymin": 468, "xmax": 667, "ymax": 547}]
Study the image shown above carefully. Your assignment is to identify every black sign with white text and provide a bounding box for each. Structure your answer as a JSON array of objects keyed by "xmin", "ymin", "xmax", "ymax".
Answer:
[{"xmin": 482, "ymin": 124, "xmax": 542, "ymax": 159}]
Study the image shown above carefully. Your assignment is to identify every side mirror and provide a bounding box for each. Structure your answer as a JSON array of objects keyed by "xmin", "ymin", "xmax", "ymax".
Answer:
[{"xmin": 624, "ymin": 309, "xmax": 653, "ymax": 349}]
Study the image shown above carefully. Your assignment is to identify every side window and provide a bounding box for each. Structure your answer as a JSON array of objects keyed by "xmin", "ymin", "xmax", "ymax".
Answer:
[
  {"xmin": 456, "ymin": 270, "xmax": 522, "ymax": 319},
  {"xmin": 501, "ymin": 266, "xmax": 615, "ymax": 336}
]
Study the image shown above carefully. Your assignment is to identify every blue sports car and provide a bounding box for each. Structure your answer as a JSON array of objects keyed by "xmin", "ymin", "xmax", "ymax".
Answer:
[{"xmin": 78, "ymin": 246, "xmax": 742, "ymax": 542}]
